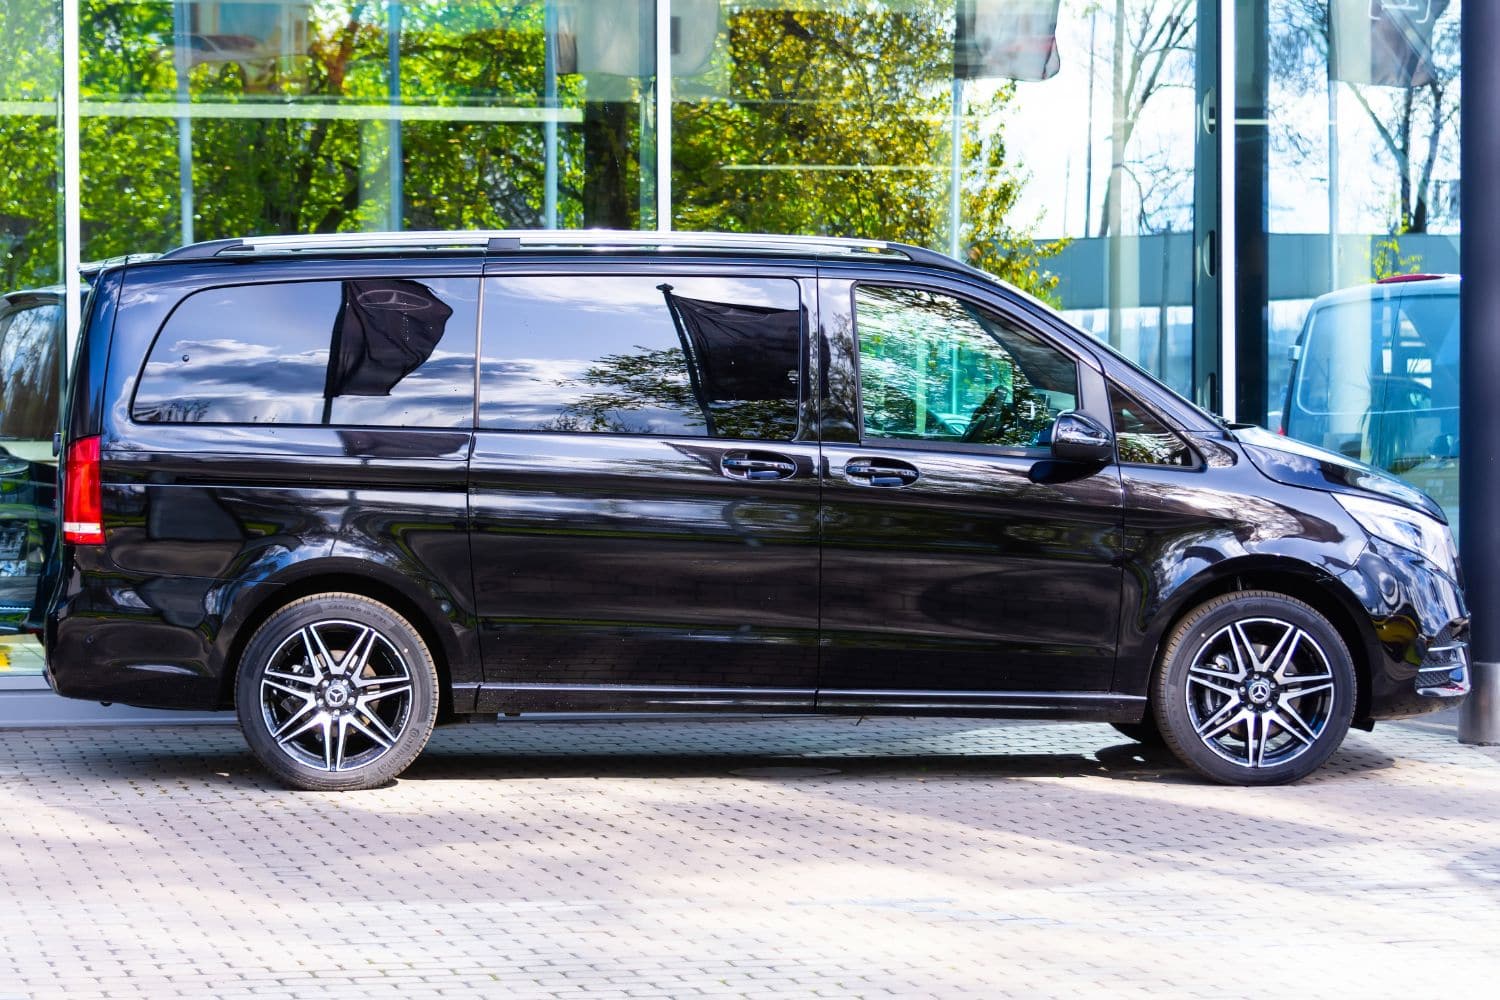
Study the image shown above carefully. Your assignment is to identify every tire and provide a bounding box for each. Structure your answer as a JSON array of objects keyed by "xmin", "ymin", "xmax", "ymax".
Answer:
[
  {"xmin": 1153, "ymin": 590, "xmax": 1355, "ymax": 786},
  {"xmin": 235, "ymin": 593, "xmax": 439, "ymax": 791}
]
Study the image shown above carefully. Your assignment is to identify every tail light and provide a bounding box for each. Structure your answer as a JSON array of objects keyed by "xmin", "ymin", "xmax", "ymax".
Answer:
[{"xmin": 63, "ymin": 435, "xmax": 104, "ymax": 545}]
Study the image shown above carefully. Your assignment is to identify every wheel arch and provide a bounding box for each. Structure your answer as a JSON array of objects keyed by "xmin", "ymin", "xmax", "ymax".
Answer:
[
  {"xmin": 1132, "ymin": 557, "xmax": 1378, "ymax": 726},
  {"xmin": 214, "ymin": 560, "xmax": 471, "ymax": 720}
]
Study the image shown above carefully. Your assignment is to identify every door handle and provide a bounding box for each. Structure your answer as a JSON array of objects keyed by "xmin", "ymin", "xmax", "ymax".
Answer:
[
  {"xmin": 844, "ymin": 457, "xmax": 920, "ymax": 487},
  {"xmin": 721, "ymin": 450, "xmax": 799, "ymax": 481}
]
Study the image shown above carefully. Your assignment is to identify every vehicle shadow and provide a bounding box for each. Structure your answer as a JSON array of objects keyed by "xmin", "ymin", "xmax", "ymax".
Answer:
[{"xmin": 0, "ymin": 718, "xmax": 1400, "ymax": 788}]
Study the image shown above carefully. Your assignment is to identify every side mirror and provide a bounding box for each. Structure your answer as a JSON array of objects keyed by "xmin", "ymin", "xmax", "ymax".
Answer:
[{"xmin": 1050, "ymin": 411, "xmax": 1114, "ymax": 464}]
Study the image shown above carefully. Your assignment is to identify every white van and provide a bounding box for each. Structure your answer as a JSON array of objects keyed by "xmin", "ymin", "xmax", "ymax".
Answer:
[{"xmin": 1280, "ymin": 274, "xmax": 1460, "ymax": 530}]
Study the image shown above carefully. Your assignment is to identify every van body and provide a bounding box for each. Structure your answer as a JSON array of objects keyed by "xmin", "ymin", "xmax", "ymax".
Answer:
[{"xmin": 45, "ymin": 232, "xmax": 1469, "ymax": 788}]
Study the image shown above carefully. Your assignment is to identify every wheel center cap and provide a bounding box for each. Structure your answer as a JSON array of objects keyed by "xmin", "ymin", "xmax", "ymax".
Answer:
[
  {"xmin": 325, "ymin": 681, "xmax": 351, "ymax": 708},
  {"xmin": 1247, "ymin": 677, "xmax": 1274, "ymax": 705}
]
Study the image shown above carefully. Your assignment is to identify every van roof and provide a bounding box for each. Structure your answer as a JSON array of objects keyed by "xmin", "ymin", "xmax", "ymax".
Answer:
[
  {"xmin": 1310, "ymin": 274, "xmax": 1459, "ymax": 310},
  {"xmin": 151, "ymin": 228, "xmax": 1033, "ymax": 291},
  {"xmin": 159, "ymin": 228, "xmax": 937, "ymax": 265}
]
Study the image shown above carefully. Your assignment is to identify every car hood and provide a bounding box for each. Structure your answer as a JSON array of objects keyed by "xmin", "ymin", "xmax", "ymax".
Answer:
[{"xmin": 1233, "ymin": 426, "xmax": 1447, "ymax": 522}]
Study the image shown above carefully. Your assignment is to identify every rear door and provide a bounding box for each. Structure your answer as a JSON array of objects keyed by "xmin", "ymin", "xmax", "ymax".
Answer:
[
  {"xmin": 816, "ymin": 276, "xmax": 1124, "ymax": 712},
  {"xmin": 468, "ymin": 264, "xmax": 821, "ymax": 713}
]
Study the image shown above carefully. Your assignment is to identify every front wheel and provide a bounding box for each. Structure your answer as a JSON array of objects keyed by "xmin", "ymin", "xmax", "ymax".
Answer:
[
  {"xmin": 1154, "ymin": 591, "xmax": 1355, "ymax": 785},
  {"xmin": 235, "ymin": 593, "xmax": 439, "ymax": 791}
]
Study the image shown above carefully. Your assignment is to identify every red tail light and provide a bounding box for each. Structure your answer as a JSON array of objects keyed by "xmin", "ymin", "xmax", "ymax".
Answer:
[{"xmin": 63, "ymin": 435, "xmax": 104, "ymax": 545}]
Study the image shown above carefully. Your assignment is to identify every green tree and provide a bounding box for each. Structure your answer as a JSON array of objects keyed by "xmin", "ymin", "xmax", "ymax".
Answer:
[
  {"xmin": 2, "ymin": 1, "xmax": 1061, "ymax": 299},
  {"xmin": 672, "ymin": 2, "xmax": 1062, "ymax": 296},
  {"xmin": 0, "ymin": 0, "xmax": 63, "ymax": 289}
]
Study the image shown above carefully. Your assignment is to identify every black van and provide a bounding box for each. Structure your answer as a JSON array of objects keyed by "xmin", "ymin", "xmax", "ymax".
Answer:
[{"xmin": 44, "ymin": 231, "xmax": 1469, "ymax": 789}]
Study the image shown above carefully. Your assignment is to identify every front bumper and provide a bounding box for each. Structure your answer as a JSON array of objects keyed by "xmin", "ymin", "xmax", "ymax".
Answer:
[
  {"xmin": 1413, "ymin": 624, "xmax": 1471, "ymax": 698},
  {"xmin": 1338, "ymin": 537, "xmax": 1470, "ymax": 720}
]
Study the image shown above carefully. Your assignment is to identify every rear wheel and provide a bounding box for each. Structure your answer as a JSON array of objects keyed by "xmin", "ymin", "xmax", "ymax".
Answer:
[
  {"xmin": 235, "ymin": 593, "xmax": 438, "ymax": 791},
  {"xmin": 1154, "ymin": 590, "xmax": 1355, "ymax": 785}
]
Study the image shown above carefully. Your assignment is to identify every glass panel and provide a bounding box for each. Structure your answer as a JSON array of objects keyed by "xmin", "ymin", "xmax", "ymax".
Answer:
[
  {"xmin": 133, "ymin": 277, "xmax": 478, "ymax": 426},
  {"xmin": 0, "ymin": 302, "xmax": 62, "ymax": 441},
  {"xmin": 0, "ymin": 0, "xmax": 63, "ymax": 649},
  {"xmin": 854, "ymin": 284, "xmax": 1077, "ymax": 448},
  {"xmin": 77, "ymin": 1, "xmax": 658, "ymax": 260},
  {"xmin": 1248, "ymin": 0, "xmax": 1461, "ymax": 524},
  {"xmin": 672, "ymin": 1, "xmax": 1199, "ymax": 391},
  {"xmin": 1109, "ymin": 382, "xmax": 1195, "ymax": 466},
  {"xmin": 1281, "ymin": 280, "xmax": 1459, "ymax": 510},
  {"xmin": 479, "ymin": 275, "xmax": 803, "ymax": 440}
]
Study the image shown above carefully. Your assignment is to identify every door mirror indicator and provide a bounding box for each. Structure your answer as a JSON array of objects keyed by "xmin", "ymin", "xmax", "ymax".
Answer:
[{"xmin": 1050, "ymin": 411, "xmax": 1114, "ymax": 464}]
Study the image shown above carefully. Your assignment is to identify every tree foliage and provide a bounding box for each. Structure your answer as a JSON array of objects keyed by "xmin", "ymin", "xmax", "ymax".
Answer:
[{"xmin": 1, "ymin": 1, "xmax": 1062, "ymax": 298}]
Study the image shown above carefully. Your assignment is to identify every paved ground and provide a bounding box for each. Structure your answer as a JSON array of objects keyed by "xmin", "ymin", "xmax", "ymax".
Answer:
[{"xmin": 0, "ymin": 711, "xmax": 1496, "ymax": 1000}]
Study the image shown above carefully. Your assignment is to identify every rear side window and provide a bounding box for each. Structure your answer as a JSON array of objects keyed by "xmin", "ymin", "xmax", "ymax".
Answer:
[
  {"xmin": 853, "ymin": 284, "xmax": 1078, "ymax": 450},
  {"xmin": 133, "ymin": 278, "xmax": 479, "ymax": 426},
  {"xmin": 478, "ymin": 275, "xmax": 803, "ymax": 441}
]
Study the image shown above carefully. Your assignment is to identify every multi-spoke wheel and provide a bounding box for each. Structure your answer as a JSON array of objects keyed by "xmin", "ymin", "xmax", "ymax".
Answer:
[
  {"xmin": 1153, "ymin": 591, "xmax": 1355, "ymax": 785},
  {"xmin": 235, "ymin": 593, "xmax": 438, "ymax": 790}
]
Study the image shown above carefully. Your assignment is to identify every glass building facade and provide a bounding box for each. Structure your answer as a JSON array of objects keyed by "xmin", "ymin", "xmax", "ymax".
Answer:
[{"xmin": 0, "ymin": 1, "xmax": 1467, "ymax": 678}]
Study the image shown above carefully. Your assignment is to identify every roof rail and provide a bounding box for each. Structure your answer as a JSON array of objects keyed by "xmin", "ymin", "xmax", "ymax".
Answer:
[{"xmin": 157, "ymin": 229, "xmax": 944, "ymax": 265}]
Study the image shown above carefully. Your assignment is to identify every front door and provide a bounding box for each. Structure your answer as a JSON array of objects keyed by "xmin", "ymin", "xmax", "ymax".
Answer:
[
  {"xmin": 816, "ymin": 278, "xmax": 1124, "ymax": 712},
  {"xmin": 469, "ymin": 268, "xmax": 821, "ymax": 713}
]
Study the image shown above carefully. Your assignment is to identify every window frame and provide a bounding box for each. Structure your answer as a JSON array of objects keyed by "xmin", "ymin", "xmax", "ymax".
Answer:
[
  {"xmin": 847, "ymin": 279, "xmax": 1085, "ymax": 459},
  {"xmin": 474, "ymin": 268, "xmax": 813, "ymax": 444},
  {"xmin": 1107, "ymin": 380, "xmax": 1203, "ymax": 471}
]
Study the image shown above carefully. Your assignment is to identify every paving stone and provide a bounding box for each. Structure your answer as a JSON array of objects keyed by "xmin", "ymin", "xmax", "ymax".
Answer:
[{"xmin": 0, "ymin": 715, "xmax": 1497, "ymax": 998}]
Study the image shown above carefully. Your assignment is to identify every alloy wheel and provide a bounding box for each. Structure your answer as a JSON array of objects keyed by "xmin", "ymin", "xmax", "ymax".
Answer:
[
  {"xmin": 1184, "ymin": 616, "xmax": 1337, "ymax": 770},
  {"xmin": 258, "ymin": 618, "xmax": 414, "ymax": 773}
]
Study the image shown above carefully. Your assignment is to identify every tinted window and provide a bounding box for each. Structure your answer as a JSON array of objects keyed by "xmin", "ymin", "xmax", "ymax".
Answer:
[
  {"xmin": 479, "ymin": 275, "xmax": 802, "ymax": 440},
  {"xmin": 854, "ymin": 285, "xmax": 1077, "ymax": 449},
  {"xmin": 1110, "ymin": 384, "xmax": 1195, "ymax": 466},
  {"xmin": 0, "ymin": 301, "xmax": 62, "ymax": 441},
  {"xmin": 133, "ymin": 278, "xmax": 478, "ymax": 426}
]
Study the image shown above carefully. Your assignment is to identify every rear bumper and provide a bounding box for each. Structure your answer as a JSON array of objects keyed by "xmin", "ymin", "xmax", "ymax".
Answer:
[{"xmin": 46, "ymin": 568, "xmax": 226, "ymax": 711}]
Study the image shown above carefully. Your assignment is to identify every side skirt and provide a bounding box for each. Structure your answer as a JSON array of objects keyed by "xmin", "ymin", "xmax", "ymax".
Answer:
[{"xmin": 471, "ymin": 683, "xmax": 1143, "ymax": 722}]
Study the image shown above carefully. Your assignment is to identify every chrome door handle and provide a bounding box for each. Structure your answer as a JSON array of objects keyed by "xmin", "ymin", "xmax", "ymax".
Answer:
[{"xmin": 845, "ymin": 458, "xmax": 920, "ymax": 487}]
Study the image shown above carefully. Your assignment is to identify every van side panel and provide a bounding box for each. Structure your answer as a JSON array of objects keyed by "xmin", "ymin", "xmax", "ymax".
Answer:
[{"xmin": 47, "ymin": 259, "xmax": 482, "ymax": 711}]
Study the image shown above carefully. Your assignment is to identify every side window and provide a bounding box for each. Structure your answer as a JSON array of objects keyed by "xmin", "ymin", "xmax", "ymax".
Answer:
[
  {"xmin": 133, "ymin": 278, "xmax": 478, "ymax": 427},
  {"xmin": 478, "ymin": 275, "xmax": 803, "ymax": 441},
  {"xmin": 853, "ymin": 285, "xmax": 1077, "ymax": 449},
  {"xmin": 1109, "ymin": 384, "xmax": 1196, "ymax": 467}
]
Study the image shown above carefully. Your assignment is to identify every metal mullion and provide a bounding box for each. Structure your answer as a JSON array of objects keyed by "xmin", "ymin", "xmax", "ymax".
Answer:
[
  {"xmin": 63, "ymin": 0, "xmax": 81, "ymax": 361},
  {"xmin": 656, "ymin": 0, "xmax": 672, "ymax": 231}
]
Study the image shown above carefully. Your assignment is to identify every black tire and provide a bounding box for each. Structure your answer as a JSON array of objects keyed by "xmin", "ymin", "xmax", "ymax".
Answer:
[
  {"xmin": 235, "ymin": 593, "xmax": 438, "ymax": 791},
  {"xmin": 1153, "ymin": 590, "xmax": 1355, "ymax": 786}
]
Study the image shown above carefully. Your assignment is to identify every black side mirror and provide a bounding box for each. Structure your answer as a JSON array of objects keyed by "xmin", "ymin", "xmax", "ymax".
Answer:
[{"xmin": 1050, "ymin": 411, "xmax": 1114, "ymax": 464}]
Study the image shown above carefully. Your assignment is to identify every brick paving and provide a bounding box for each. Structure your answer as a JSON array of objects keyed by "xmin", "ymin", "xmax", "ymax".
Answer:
[{"xmin": 0, "ymin": 713, "xmax": 1497, "ymax": 999}]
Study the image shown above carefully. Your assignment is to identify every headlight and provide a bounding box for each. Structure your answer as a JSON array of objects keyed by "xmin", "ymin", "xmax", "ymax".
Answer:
[{"xmin": 1335, "ymin": 492, "xmax": 1458, "ymax": 577}]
